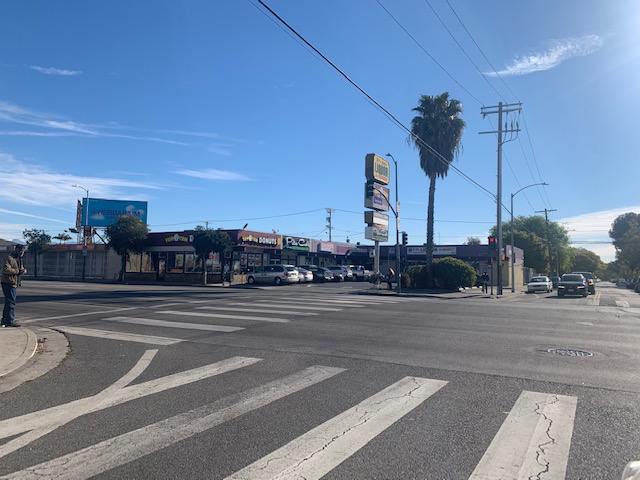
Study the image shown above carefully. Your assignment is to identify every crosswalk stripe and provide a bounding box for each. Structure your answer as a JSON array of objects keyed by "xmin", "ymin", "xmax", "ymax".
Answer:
[
  {"xmin": 276, "ymin": 296, "xmax": 388, "ymax": 305},
  {"xmin": 469, "ymin": 390, "xmax": 577, "ymax": 480},
  {"xmin": 195, "ymin": 306, "xmax": 319, "ymax": 316},
  {"xmin": 254, "ymin": 299, "xmax": 363, "ymax": 308},
  {"xmin": 225, "ymin": 376, "xmax": 448, "ymax": 480},
  {"xmin": 157, "ymin": 310, "xmax": 290, "ymax": 323},
  {"xmin": 52, "ymin": 326, "xmax": 182, "ymax": 346},
  {"xmin": 231, "ymin": 302, "xmax": 343, "ymax": 312},
  {"xmin": 104, "ymin": 316, "xmax": 244, "ymax": 332},
  {"xmin": 3, "ymin": 365, "xmax": 346, "ymax": 480}
]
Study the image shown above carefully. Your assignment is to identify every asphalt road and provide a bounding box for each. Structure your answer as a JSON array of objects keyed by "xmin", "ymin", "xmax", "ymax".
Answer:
[{"xmin": 1, "ymin": 280, "xmax": 639, "ymax": 479}]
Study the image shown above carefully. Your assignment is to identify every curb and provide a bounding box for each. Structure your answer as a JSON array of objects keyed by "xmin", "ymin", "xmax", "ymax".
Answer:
[{"xmin": 0, "ymin": 328, "xmax": 38, "ymax": 378}]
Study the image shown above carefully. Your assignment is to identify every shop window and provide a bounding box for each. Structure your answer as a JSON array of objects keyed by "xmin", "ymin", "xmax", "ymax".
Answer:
[
  {"xmin": 167, "ymin": 252, "xmax": 184, "ymax": 273},
  {"xmin": 141, "ymin": 252, "xmax": 158, "ymax": 273},
  {"xmin": 127, "ymin": 253, "xmax": 142, "ymax": 273}
]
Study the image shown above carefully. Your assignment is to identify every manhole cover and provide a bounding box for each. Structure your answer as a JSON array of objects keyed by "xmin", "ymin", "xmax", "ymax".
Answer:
[{"xmin": 544, "ymin": 348, "xmax": 593, "ymax": 357}]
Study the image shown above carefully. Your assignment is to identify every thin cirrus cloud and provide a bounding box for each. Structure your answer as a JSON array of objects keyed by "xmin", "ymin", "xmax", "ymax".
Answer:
[
  {"xmin": 0, "ymin": 100, "xmax": 255, "ymax": 151},
  {"xmin": 175, "ymin": 168, "xmax": 251, "ymax": 181},
  {"xmin": 0, "ymin": 153, "xmax": 163, "ymax": 209},
  {"xmin": 29, "ymin": 65, "xmax": 82, "ymax": 76},
  {"xmin": 486, "ymin": 34, "xmax": 603, "ymax": 77}
]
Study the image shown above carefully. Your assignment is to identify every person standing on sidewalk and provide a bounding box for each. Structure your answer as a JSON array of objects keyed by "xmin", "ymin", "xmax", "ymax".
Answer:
[
  {"xmin": 2, "ymin": 244, "xmax": 27, "ymax": 328},
  {"xmin": 386, "ymin": 267, "xmax": 395, "ymax": 291},
  {"xmin": 481, "ymin": 272, "xmax": 489, "ymax": 293}
]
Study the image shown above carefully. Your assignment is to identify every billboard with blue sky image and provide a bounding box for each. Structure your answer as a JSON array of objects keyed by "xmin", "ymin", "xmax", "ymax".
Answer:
[{"xmin": 81, "ymin": 199, "xmax": 148, "ymax": 227}]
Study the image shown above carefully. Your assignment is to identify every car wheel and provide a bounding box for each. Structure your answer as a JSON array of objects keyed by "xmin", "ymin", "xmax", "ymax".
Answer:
[
  {"xmin": 353, "ymin": 275, "xmax": 358, "ymax": 282},
  {"xmin": 275, "ymin": 277, "xmax": 282, "ymax": 286},
  {"xmin": 558, "ymin": 292, "xmax": 564, "ymax": 297},
  {"xmin": 247, "ymin": 276, "xmax": 255, "ymax": 285},
  {"xmin": 583, "ymin": 292, "xmax": 588, "ymax": 297}
]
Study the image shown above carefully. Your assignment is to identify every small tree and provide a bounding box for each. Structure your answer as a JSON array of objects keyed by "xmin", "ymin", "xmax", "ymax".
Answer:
[
  {"xmin": 23, "ymin": 229, "xmax": 52, "ymax": 278},
  {"xmin": 465, "ymin": 236, "xmax": 482, "ymax": 245},
  {"xmin": 105, "ymin": 217, "xmax": 149, "ymax": 282},
  {"xmin": 53, "ymin": 232, "xmax": 72, "ymax": 244},
  {"xmin": 192, "ymin": 226, "xmax": 232, "ymax": 284},
  {"xmin": 433, "ymin": 257, "xmax": 476, "ymax": 290}
]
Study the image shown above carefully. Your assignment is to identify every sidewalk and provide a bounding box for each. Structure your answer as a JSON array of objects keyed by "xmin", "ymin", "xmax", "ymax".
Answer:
[{"xmin": 359, "ymin": 285, "xmax": 527, "ymax": 299}]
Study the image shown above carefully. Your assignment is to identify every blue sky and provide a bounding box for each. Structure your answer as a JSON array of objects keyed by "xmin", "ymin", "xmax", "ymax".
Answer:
[{"xmin": 1, "ymin": 0, "xmax": 638, "ymax": 261}]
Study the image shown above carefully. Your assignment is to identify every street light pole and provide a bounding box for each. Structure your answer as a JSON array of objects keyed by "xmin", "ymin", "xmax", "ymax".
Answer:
[
  {"xmin": 510, "ymin": 182, "xmax": 548, "ymax": 292},
  {"xmin": 72, "ymin": 184, "xmax": 89, "ymax": 282},
  {"xmin": 386, "ymin": 153, "xmax": 400, "ymax": 294}
]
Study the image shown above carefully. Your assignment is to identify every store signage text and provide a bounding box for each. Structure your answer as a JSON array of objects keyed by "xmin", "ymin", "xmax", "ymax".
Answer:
[
  {"xmin": 283, "ymin": 236, "xmax": 310, "ymax": 251},
  {"xmin": 365, "ymin": 153, "xmax": 390, "ymax": 185},
  {"xmin": 407, "ymin": 246, "xmax": 457, "ymax": 256},
  {"xmin": 164, "ymin": 234, "xmax": 194, "ymax": 244},
  {"xmin": 241, "ymin": 234, "xmax": 279, "ymax": 246}
]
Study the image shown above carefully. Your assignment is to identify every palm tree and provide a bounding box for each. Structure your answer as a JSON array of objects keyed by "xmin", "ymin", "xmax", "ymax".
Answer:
[{"xmin": 408, "ymin": 92, "xmax": 466, "ymax": 287}]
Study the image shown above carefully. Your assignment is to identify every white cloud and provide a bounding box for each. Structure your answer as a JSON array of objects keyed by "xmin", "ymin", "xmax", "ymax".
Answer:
[
  {"xmin": 560, "ymin": 205, "xmax": 640, "ymax": 262},
  {"xmin": 0, "ymin": 208, "xmax": 67, "ymax": 224},
  {"xmin": 30, "ymin": 65, "xmax": 82, "ymax": 76},
  {"xmin": 487, "ymin": 34, "xmax": 603, "ymax": 77},
  {"xmin": 175, "ymin": 168, "xmax": 251, "ymax": 181},
  {"xmin": 0, "ymin": 223, "xmax": 30, "ymax": 242},
  {"xmin": 0, "ymin": 153, "xmax": 163, "ymax": 209}
]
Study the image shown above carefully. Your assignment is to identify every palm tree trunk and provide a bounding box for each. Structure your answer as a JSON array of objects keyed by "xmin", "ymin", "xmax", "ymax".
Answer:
[{"xmin": 426, "ymin": 175, "xmax": 436, "ymax": 288}]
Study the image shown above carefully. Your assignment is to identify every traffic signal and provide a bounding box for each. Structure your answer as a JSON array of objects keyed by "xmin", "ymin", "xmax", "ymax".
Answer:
[
  {"xmin": 365, "ymin": 181, "xmax": 375, "ymax": 197},
  {"xmin": 488, "ymin": 236, "xmax": 497, "ymax": 251},
  {"xmin": 402, "ymin": 231, "xmax": 408, "ymax": 246}
]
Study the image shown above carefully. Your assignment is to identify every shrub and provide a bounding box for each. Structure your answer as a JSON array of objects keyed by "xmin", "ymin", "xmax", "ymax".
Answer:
[
  {"xmin": 407, "ymin": 265, "xmax": 428, "ymax": 289},
  {"xmin": 433, "ymin": 257, "xmax": 476, "ymax": 290}
]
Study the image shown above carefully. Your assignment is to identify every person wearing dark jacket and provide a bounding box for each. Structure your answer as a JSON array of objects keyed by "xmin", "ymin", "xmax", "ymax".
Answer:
[{"xmin": 2, "ymin": 244, "xmax": 27, "ymax": 327}]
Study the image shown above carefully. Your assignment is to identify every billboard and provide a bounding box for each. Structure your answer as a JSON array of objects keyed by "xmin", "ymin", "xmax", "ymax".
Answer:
[
  {"xmin": 81, "ymin": 198, "xmax": 148, "ymax": 227},
  {"xmin": 364, "ymin": 182, "xmax": 389, "ymax": 211},
  {"xmin": 365, "ymin": 225, "xmax": 389, "ymax": 242}
]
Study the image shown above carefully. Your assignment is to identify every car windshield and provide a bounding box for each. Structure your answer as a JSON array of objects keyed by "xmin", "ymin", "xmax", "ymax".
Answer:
[
  {"xmin": 286, "ymin": 267, "xmax": 296, "ymax": 272},
  {"xmin": 575, "ymin": 272, "xmax": 593, "ymax": 279},
  {"xmin": 530, "ymin": 278, "xmax": 547, "ymax": 283},
  {"xmin": 562, "ymin": 275, "xmax": 583, "ymax": 282}
]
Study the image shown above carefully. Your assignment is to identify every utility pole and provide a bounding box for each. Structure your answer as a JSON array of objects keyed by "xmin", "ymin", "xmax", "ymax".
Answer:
[
  {"xmin": 536, "ymin": 208, "xmax": 557, "ymax": 275},
  {"xmin": 326, "ymin": 208, "xmax": 333, "ymax": 242},
  {"xmin": 480, "ymin": 102, "xmax": 522, "ymax": 295}
]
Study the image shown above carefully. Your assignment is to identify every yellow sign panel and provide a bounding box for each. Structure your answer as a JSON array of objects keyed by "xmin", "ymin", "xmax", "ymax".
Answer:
[{"xmin": 365, "ymin": 153, "xmax": 390, "ymax": 185}]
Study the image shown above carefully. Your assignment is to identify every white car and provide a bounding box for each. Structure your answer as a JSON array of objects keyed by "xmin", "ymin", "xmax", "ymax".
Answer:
[
  {"xmin": 327, "ymin": 265, "xmax": 353, "ymax": 281},
  {"xmin": 348, "ymin": 265, "xmax": 370, "ymax": 281},
  {"xmin": 527, "ymin": 276, "xmax": 553, "ymax": 293},
  {"xmin": 247, "ymin": 265, "xmax": 299, "ymax": 285},
  {"xmin": 295, "ymin": 267, "xmax": 314, "ymax": 283}
]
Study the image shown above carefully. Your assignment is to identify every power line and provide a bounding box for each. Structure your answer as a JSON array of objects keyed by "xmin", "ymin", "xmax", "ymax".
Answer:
[
  {"xmin": 522, "ymin": 112, "xmax": 553, "ymax": 209},
  {"xmin": 333, "ymin": 208, "xmax": 494, "ymax": 224},
  {"xmin": 376, "ymin": 0, "xmax": 483, "ymax": 105},
  {"xmin": 444, "ymin": 0, "xmax": 520, "ymax": 103},
  {"xmin": 252, "ymin": 0, "xmax": 496, "ymax": 201},
  {"xmin": 421, "ymin": 0, "xmax": 506, "ymax": 103},
  {"xmin": 149, "ymin": 208, "xmax": 326, "ymax": 228}
]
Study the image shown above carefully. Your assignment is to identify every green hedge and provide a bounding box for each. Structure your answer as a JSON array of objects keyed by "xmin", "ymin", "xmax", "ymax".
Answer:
[{"xmin": 407, "ymin": 257, "xmax": 476, "ymax": 290}]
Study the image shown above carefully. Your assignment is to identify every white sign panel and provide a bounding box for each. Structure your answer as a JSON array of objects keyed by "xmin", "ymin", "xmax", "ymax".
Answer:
[
  {"xmin": 407, "ymin": 246, "xmax": 457, "ymax": 256},
  {"xmin": 365, "ymin": 226, "xmax": 388, "ymax": 242}
]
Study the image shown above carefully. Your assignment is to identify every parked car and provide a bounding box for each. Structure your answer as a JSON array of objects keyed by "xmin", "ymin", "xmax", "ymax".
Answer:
[
  {"xmin": 247, "ymin": 265, "xmax": 299, "ymax": 285},
  {"xmin": 617, "ymin": 279, "xmax": 628, "ymax": 287},
  {"xmin": 295, "ymin": 267, "xmax": 314, "ymax": 283},
  {"xmin": 550, "ymin": 276, "xmax": 560, "ymax": 289},
  {"xmin": 635, "ymin": 280, "xmax": 640, "ymax": 293},
  {"xmin": 305, "ymin": 266, "xmax": 334, "ymax": 283},
  {"xmin": 348, "ymin": 265, "xmax": 370, "ymax": 282},
  {"xmin": 327, "ymin": 265, "xmax": 351, "ymax": 281},
  {"xmin": 572, "ymin": 271, "xmax": 596, "ymax": 294},
  {"xmin": 626, "ymin": 277, "xmax": 638, "ymax": 289},
  {"xmin": 527, "ymin": 276, "xmax": 553, "ymax": 293},
  {"xmin": 557, "ymin": 273, "xmax": 588, "ymax": 297}
]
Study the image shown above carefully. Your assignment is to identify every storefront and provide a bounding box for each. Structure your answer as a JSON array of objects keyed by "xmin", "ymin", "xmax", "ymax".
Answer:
[
  {"xmin": 308, "ymin": 240, "xmax": 354, "ymax": 266},
  {"xmin": 279, "ymin": 235, "xmax": 311, "ymax": 266},
  {"xmin": 226, "ymin": 230, "xmax": 282, "ymax": 278}
]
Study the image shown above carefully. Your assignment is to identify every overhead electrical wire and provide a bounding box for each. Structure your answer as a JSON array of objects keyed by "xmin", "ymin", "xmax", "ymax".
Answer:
[
  {"xmin": 149, "ymin": 208, "xmax": 326, "ymax": 228},
  {"xmin": 252, "ymin": 0, "xmax": 496, "ymax": 202}
]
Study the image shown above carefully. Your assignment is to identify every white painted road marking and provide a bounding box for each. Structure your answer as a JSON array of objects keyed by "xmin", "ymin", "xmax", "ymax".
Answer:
[
  {"xmin": 150, "ymin": 302, "xmax": 184, "ymax": 308},
  {"xmin": 257, "ymin": 299, "xmax": 363, "ymax": 308},
  {"xmin": 25, "ymin": 307, "xmax": 136, "ymax": 323},
  {"xmin": 231, "ymin": 302, "xmax": 343, "ymax": 312},
  {"xmin": 52, "ymin": 326, "xmax": 182, "ymax": 345},
  {"xmin": 4, "ymin": 366, "xmax": 345, "ymax": 480},
  {"xmin": 104, "ymin": 316, "xmax": 244, "ymax": 332},
  {"xmin": 157, "ymin": 310, "xmax": 290, "ymax": 323},
  {"xmin": 277, "ymin": 296, "xmax": 387, "ymax": 305},
  {"xmin": 226, "ymin": 376, "xmax": 448, "ymax": 480},
  {"xmin": 0, "ymin": 356, "xmax": 261, "ymax": 445},
  {"xmin": 469, "ymin": 390, "xmax": 577, "ymax": 480},
  {"xmin": 616, "ymin": 300, "xmax": 630, "ymax": 308},
  {"xmin": 195, "ymin": 306, "xmax": 318, "ymax": 316}
]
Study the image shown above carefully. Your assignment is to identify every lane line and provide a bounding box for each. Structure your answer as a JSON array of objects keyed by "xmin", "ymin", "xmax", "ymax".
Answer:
[
  {"xmin": 469, "ymin": 390, "xmax": 577, "ymax": 480},
  {"xmin": 150, "ymin": 302, "xmax": 184, "ymax": 308},
  {"xmin": 226, "ymin": 376, "xmax": 447, "ymax": 480},
  {"xmin": 156, "ymin": 310, "xmax": 290, "ymax": 324},
  {"xmin": 195, "ymin": 306, "xmax": 318, "ymax": 316},
  {"xmin": 25, "ymin": 307, "xmax": 137, "ymax": 323},
  {"xmin": 276, "ymin": 296, "xmax": 389, "ymax": 305},
  {"xmin": 104, "ymin": 316, "xmax": 244, "ymax": 332},
  {"xmin": 4, "ymin": 366, "xmax": 345, "ymax": 480},
  {"xmin": 231, "ymin": 302, "xmax": 342, "ymax": 312},
  {"xmin": 616, "ymin": 300, "xmax": 630, "ymax": 308},
  {"xmin": 52, "ymin": 326, "xmax": 182, "ymax": 346},
  {"xmin": 0, "ymin": 356, "xmax": 262, "ymax": 441}
]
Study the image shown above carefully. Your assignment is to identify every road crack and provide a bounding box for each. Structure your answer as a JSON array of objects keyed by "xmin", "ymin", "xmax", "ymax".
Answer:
[{"xmin": 529, "ymin": 396, "xmax": 559, "ymax": 480}]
